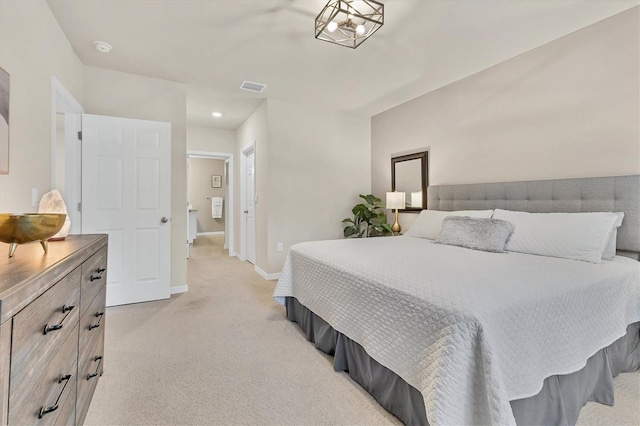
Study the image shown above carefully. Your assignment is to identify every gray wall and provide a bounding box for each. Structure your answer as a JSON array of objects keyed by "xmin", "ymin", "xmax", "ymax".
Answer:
[
  {"xmin": 188, "ymin": 157, "xmax": 225, "ymax": 233},
  {"xmin": 371, "ymin": 7, "xmax": 639, "ymax": 231}
]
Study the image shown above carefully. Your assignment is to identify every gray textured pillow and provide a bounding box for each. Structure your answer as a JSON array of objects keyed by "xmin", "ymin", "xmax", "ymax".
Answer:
[{"xmin": 435, "ymin": 216, "xmax": 514, "ymax": 253}]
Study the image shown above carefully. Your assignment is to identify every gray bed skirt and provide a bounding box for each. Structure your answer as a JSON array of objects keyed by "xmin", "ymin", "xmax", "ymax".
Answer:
[{"xmin": 285, "ymin": 297, "xmax": 640, "ymax": 426}]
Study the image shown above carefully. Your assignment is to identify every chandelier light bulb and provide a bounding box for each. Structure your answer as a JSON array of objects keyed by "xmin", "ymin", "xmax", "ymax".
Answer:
[
  {"xmin": 212, "ymin": 112, "xmax": 222, "ymax": 118},
  {"xmin": 314, "ymin": 0, "xmax": 384, "ymax": 49}
]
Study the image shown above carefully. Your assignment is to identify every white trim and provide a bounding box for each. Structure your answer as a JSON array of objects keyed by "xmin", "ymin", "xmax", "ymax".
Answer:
[
  {"xmin": 51, "ymin": 77, "xmax": 84, "ymax": 231},
  {"xmin": 170, "ymin": 285, "xmax": 189, "ymax": 295},
  {"xmin": 197, "ymin": 231, "xmax": 224, "ymax": 236},
  {"xmin": 186, "ymin": 150, "xmax": 235, "ymax": 257},
  {"xmin": 188, "ymin": 150, "xmax": 230, "ymax": 159},
  {"xmin": 254, "ymin": 265, "xmax": 281, "ymax": 281},
  {"xmin": 51, "ymin": 77, "xmax": 84, "ymax": 188},
  {"xmin": 240, "ymin": 142, "xmax": 255, "ymax": 263},
  {"xmin": 229, "ymin": 251, "xmax": 240, "ymax": 258}
]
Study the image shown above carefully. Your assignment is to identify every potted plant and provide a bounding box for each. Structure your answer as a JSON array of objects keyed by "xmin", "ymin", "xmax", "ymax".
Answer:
[{"xmin": 342, "ymin": 194, "xmax": 393, "ymax": 238}]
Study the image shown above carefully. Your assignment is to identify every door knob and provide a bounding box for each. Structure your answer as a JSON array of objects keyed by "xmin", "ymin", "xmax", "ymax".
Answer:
[
  {"xmin": 244, "ymin": 210, "xmax": 248, "ymax": 214},
  {"xmin": 161, "ymin": 217, "xmax": 169, "ymax": 223}
]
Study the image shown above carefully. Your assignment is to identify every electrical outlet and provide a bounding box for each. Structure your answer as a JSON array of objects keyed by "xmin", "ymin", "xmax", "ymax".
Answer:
[{"xmin": 277, "ymin": 242, "xmax": 283, "ymax": 252}]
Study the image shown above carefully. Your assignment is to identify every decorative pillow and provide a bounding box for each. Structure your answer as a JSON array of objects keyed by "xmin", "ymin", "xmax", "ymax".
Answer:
[
  {"xmin": 602, "ymin": 212, "xmax": 624, "ymax": 260},
  {"xmin": 435, "ymin": 217, "xmax": 514, "ymax": 253},
  {"xmin": 404, "ymin": 209, "xmax": 494, "ymax": 240},
  {"xmin": 492, "ymin": 209, "xmax": 619, "ymax": 263}
]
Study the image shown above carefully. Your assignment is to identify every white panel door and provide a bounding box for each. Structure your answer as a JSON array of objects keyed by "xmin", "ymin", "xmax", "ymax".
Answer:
[
  {"xmin": 246, "ymin": 151, "xmax": 256, "ymax": 264},
  {"xmin": 81, "ymin": 114, "xmax": 171, "ymax": 306}
]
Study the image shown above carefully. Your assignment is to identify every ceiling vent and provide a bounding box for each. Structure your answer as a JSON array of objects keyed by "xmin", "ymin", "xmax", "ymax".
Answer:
[{"xmin": 240, "ymin": 81, "xmax": 267, "ymax": 93}]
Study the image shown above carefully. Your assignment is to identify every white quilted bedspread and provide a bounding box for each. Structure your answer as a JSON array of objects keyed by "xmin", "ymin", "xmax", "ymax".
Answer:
[{"xmin": 273, "ymin": 236, "xmax": 640, "ymax": 425}]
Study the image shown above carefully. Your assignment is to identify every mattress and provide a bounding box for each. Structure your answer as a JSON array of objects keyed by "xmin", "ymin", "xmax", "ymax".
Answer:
[{"xmin": 273, "ymin": 236, "xmax": 640, "ymax": 425}]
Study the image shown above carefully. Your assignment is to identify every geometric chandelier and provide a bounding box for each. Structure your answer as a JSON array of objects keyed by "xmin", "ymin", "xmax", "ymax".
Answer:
[{"xmin": 315, "ymin": 0, "xmax": 384, "ymax": 49}]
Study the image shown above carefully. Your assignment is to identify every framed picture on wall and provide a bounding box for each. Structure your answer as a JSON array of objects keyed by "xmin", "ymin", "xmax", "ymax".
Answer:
[
  {"xmin": 0, "ymin": 67, "xmax": 9, "ymax": 175},
  {"xmin": 212, "ymin": 175, "xmax": 222, "ymax": 188}
]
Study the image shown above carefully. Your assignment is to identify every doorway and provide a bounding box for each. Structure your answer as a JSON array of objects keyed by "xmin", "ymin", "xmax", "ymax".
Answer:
[
  {"xmin": 240, "ymin": 144, "xmax": 256, "ymax": 264},
  {"xmin": 186, "ymin": 150, "xmax": 234, "ymax": 260},
  {"xmin": 51, "ymin": 79, "xmax": 173, "ymax": 307},
  {"xmin": 52, "ymin": 77, "xmax": 84, "ymax": 234}
]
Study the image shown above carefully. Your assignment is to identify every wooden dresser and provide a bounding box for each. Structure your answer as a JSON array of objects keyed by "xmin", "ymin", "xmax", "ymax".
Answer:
[{"xmin": 0, "ymin": 234, "xmax": 108, "ymax": 425}]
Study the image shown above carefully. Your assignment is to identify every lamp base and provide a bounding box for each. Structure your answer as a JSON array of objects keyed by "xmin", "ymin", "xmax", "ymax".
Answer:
[{"xmin": 391, "ymin": 209, "xmax": 401, "ymax": 233}]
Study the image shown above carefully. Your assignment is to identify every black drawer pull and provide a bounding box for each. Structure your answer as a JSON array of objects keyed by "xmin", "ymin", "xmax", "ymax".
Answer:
[
  {"xmin": 43, "ymin": 305, "xmax": 75, "ymax": 335},
  {"xmin": 90, "ymin": 267, "xmax": 106, "ymax": 282},
  {"xmin": 87, "ymin": 356, "xmax": 103, "ymax": 380},
  {"xmin": 88, "ymin": 311, "xmax": 105, "ymax": 330},
  {"xmin": 38, "ymin": 374, "xmax": 72, "ymax": 418}
]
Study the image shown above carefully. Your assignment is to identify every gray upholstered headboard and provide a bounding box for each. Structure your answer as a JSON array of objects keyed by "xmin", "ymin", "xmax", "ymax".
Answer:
[{"xmin": 427, "ymin": 175, "xmax": 640, "ymax": 258}]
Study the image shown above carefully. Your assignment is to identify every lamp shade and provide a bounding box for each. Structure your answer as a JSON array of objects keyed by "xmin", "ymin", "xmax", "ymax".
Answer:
[{"xmin": 386, "ymin": 192, "xmax": 405, "ymax": 210}]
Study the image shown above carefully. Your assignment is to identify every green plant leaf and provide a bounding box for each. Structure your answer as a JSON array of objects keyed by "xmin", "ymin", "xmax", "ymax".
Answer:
[
  {"xmin": 352, "ymin": 204, "xmax": 368, "ymax": 217},
  {"xmin": 344, "ymin": 194, "xmax": 392, "ymax": 238},
  {"xmin": 343, "ymin": 226, "xmax": 358, "ymax": 238}
]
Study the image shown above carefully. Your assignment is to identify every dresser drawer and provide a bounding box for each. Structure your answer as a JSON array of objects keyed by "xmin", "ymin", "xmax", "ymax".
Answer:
[
  {"xmin": 9, "ymin": 324, "xmax": 78, "ymax": 425},
  {"xmin": 53, "ymin": 378, "xmax": 76, "ymax": 426},
  {"xmin": 79, "ymin": 283, "xmax": 106, "ymax": 355},
  {"xmin": 80, "ymin": 247, "xmax": 107, "ymax": 317},
  {"xmin": 76, "ymin": 324, "xmax": 104, "ymax": 426},
  {"xmin": 10, "ymin": 268, "xmax": 81, "ymax": 405}
]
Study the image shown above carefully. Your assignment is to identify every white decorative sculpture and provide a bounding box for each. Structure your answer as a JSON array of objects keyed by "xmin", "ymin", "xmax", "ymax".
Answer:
[{"xmin": 38, "ymin": 189, "xmax": 70, "ymax": 240}]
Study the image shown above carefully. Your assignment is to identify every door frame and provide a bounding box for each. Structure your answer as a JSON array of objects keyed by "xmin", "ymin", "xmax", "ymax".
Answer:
[
  {"xmin": 240, "ymin": 143, "xmax": 255, "ymax": 263},
  {"xmin": 51, "ymin": 77, "xmax": 84, "ymax": 233},
  {"xmin": 186, "ymin": 150, "xmax": 235, "ymax": 257}
]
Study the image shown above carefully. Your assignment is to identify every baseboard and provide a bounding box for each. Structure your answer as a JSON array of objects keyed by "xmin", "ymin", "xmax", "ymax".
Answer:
[
  {"xmin": 170, "ymin": 285, "xmax": 189, "ymax": 295},
  {"xmin": 197, "ymin": 231, "xmax": 225, "ymax": 236},
  {"xmin": 230, "ymin": 251, "xmax": 240, "ymax": 258},
  {"xmin": 254, "ymin": 265, "xmax": 281, "ymax": 281}
]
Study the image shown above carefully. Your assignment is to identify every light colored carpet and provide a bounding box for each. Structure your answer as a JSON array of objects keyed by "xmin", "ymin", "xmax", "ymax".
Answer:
[
  {"xmin": 189, "ymin": 234, "xmax": 228, "ymax": 259},
  {"xmin": 85, "ymin": 252, "xmax": 640, "ymax": 425}
]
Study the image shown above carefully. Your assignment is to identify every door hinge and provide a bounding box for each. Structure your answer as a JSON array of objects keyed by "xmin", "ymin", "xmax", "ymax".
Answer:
[
  {"xmin": 77, "ymin": 202, "xmax": 82, "ymax": 212},
  {"xmin": 77, "ymin": 131, "xmax": 82, "ymax": 141}
]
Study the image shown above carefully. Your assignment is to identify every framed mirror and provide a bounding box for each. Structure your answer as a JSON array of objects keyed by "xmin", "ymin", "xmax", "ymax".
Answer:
[{"xmin": 391, "ymin": 151, "xmax": 428, "ymax": 212}]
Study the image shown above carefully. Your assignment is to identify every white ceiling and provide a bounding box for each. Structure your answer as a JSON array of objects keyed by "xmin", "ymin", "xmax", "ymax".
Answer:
[{"xmin": 47, "ymin": 0, "xmax": 638, "ymax": 130}]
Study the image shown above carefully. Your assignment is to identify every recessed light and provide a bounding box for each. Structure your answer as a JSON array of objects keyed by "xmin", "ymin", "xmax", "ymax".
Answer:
[
  {"xmin": 212, "ymin": 112, "xmax": 222, "ymax": 118},
  {"xmin": 93, "ymin": 41, "xmax": 112, "ymax": 53}
]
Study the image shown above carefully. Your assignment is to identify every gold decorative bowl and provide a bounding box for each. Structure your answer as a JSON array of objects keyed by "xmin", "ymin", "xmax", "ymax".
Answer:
[{"xmin": 0, "ymin": 213, "xmax": 67, "ymax": 257}]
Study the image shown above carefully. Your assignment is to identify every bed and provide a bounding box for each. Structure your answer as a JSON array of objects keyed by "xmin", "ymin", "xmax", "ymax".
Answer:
[{"xmin": 273, "ymin": 175, "xmax": 640, "ymax": 425}]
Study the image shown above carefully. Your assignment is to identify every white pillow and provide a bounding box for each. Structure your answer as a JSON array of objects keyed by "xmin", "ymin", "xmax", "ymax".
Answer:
[
  {"xmin": 404, "ymin": 209, "xmax": 494, "ymax": 240},
  {"xmin": 492, "ymin": 209, "xmax": 619, "ymax": 263},
  {"xmin": 602, "ymin": 212, "xmax": 624, "ymax": 261}
]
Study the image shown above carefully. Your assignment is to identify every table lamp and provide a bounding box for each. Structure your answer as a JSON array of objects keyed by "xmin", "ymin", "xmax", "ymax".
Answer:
[{"xmin": 386, "ymin": 192, "xmax": 405, "ymax": 233}]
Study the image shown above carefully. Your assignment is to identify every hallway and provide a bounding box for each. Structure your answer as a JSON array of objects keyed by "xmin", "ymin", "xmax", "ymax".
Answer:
[{"xmin": 189, "ymin": 234, "xmax": 227, "ymax": 259}]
